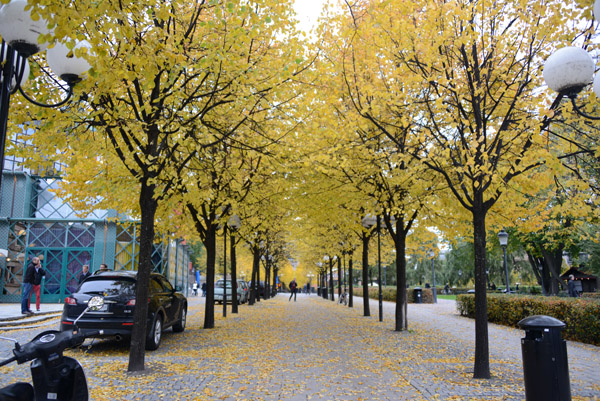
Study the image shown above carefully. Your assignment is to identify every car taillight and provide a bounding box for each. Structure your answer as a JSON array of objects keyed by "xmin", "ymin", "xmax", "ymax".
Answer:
[
  {"xmin": 126, "ymin": 298, "xmax": 149, "ymax": 306},
  {"xmin": 65, "ymin": 297, "xmax": 77, "ymax": 305}
]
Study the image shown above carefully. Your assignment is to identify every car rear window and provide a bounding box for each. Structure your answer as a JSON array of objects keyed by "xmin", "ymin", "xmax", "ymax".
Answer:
[
  {"xmin": 78, "ymin": 278, "xmax": 136, "ymax": 296},
  {"xmin": 215, "ymin": 281, "xmax": 232, "ymax": 288}
]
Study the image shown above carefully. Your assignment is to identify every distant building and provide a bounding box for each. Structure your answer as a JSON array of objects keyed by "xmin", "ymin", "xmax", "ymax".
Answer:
[
  {"xmin": 0, "ymin": 150, "xmax": 190, "ymax": 303},
  {"xmin": 560, "ymin": 267, "xmax": 598, "ymax": 294}
]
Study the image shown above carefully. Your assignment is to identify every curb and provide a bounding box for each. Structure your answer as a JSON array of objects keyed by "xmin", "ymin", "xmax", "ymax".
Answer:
[{"xmin": 0, "ymin": 311, "xmax": 63, "ymax": 327}]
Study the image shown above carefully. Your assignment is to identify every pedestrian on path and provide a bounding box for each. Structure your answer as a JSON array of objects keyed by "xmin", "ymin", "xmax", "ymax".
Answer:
[
  {"xmin": 79, "ymin": 264, "xmax": 91, "ymax": 284},
  {"xmin": 201, "ymin": 282, "xmax": 207, "ymax": 297},
  {"xmin": 568, "ymin": 275, "xmax": 579, "ymax": 297},
  {"xmin": 289, "ymin": 279, "xmax": 298, "ymax": 302},
  {"xmin": 28, "ymin": 258, "xmax": 46, "ymax": 312},
  {"xmin": 21, "ymin": 257, "xmax": 43, "ymax": 315}
]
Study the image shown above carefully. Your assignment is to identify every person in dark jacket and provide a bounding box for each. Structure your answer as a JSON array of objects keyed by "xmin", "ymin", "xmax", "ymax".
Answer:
[
  {"xmin": 568, "ymin": 275, "xmax": 579, "ymax": 298},
  {"xmin": 289, "ymin": 279, "xmax": 298, "ymax": 302},
  {"xmin": 21, "ymin": 257, "xmax": 44, "ymax": 314},
  {"xmin": 79, "ymin": 264, "xmax": 91, "ymax": 284}
]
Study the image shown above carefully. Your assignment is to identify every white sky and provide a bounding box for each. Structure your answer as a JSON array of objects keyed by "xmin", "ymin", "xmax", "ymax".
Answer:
[{"xmin": 294, "ymin": 0, "xmax": 328, "ymax": 32}]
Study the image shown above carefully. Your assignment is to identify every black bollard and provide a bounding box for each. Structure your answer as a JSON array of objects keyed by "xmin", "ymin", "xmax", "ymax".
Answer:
[{"xmin": 518, "ymin": 315, "xmax": 571, "ymax": 401}]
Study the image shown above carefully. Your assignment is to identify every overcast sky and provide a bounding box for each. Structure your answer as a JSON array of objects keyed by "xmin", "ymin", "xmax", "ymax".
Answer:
[{"xmin": 294, "ymin": 0, "xmax": 327, "ymax": 32}]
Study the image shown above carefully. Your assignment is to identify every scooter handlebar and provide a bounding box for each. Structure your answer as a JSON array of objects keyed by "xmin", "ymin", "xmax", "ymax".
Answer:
[
  {"xmin": 12, "ymin": 329, "xmax": 100, "ymax": 365},
  {"xmin": 0, "ymin": 355, "xmax": 17, "ymax": 368}
]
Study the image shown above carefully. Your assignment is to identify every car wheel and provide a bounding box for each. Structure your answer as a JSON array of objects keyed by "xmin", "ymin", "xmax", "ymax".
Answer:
[
  {"xmin": 173, "ymin": 307, "xmax": 187, "ymax": 333},
  {"xmin": 146, "ymin": 314, "xmax": 163, "ymax": 351}
]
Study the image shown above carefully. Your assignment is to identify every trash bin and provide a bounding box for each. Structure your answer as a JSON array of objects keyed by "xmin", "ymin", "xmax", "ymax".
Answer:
[
  {"xmin": 518, "ymin": 315, "xmax": 571, "ymax": 401},
  {"xmin": 322, "ymin": 287, "xmax": 328, "ymax": 299},
  {"xmin": 317, "ymin": 287, "xmax": 321, "ymax": 296},
  {"xmin": 413, "ymin": 288, "xmax": 422, "ymax": 304}
]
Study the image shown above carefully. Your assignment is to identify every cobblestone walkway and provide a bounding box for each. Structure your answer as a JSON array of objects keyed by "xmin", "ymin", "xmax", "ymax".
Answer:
[{"xmin": 4, "ymin": 294, "xmax": 597, "ymax": 400}]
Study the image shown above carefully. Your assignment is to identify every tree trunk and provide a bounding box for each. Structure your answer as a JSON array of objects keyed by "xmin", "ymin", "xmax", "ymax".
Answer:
[
  {"xmin": 362, "ymin": 233, "xmax": 371, "ymax": 317},
  {"xmin": 541, "ymin": 246, "xmax": 565, "ymax": 295},
  {"xmin": 222, "ymin": 226, "xmax": 227, "ymax": 318},
  {"xmin": 348, "ymin": 252, "xmax": 354, "ymax": 308},
  {"xmin": 230, "ymin": 231, "xmax": 238, "ymax": 314},
  {"xmin": 128, "ymin": 181, "xmax": 157, "ymax": 372},
  {"xmin": 472, "ymin": 198, "xmax": 490, "ymax": 379},
  {"xmin": 395, "ymin": 232, "xmax": 407, "ymax": 331},
  {"xmin": 329, "ymin": 258, "xmax": 334, "ymax": 301},
  {"xmin": 203, "ymin": 226, "xmax": 217, "ymax": 328},
  {"xmin": 337, "ymin": 257, "xmax": 342, "ymax": 298},
  {"xmin": 256, "ymin": 259, "xmax": 261, "ymax": 302},
  {"xmin": 249, "ymin": 250, "xmax": 259, "ymax": 305}
]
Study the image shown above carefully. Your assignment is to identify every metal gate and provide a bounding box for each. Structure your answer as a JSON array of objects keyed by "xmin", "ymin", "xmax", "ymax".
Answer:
[
  {"xmin": 25, "ymin": 248, "xmax": 93, "ymax": 303},
  {"xmin": 0, "ymin": 221, "xmax": 95, "ymax": 303}
]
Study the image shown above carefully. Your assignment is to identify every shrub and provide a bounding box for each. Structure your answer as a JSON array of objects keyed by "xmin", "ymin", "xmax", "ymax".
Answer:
[
  {"xmin": 353, "ymin": 287, "xmax": 435, "ymax": 303},
  {"xmin": 456, "ymin": 294, "xmax": 600, "ymax": 346}
]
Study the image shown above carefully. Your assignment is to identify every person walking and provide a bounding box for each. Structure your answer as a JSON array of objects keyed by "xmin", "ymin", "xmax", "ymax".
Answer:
[
  {"xmin": 201, "ymin": 282, "xmax": 207, "ymax": 297},
  {"xmin": 21, "ymin": 257, "xmax": 43, "ymax": 315},
  {"xmin": 79, "ymin": 264, "xmax": 91, "ymax": 284},
  {"xmin": 289, "ymin": 279, "xmax": 298, "ymax": 302},
  {"xmin": 28, "ymin": 259, "xmax": 46, "ymax": 312},
  {"xmin": 568, "ymin": 275, "xmax": 579, "ymax": 298}
]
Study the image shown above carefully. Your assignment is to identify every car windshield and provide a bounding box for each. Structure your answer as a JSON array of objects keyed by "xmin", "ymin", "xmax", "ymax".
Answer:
[
  {"xmin": 215, "ymin": 280, "xmax": 233, "ymax": 288},
  {"xmin": 78, "ymin": 278, "xmax": 136, "ymax": 296}
]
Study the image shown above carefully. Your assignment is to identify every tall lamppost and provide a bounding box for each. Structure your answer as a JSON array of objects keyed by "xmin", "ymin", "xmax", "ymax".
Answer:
[
  {"xmin": 498, "ymin": 229, "xmax": 510, "ymax": 294},
  {"xmin": 538, "ymin": 263, "xmax": 546, "ymax": 296},
  {"xmin": 429, "ymin": 250, "xmax": 437, "ymax": 303},
  {"xmin": 361, "ymin": 215, "xmax": 377, "ymax": 319},
  {"xmin": 0, "ymin": 1, "xmax": 90, "ymax": 189}
]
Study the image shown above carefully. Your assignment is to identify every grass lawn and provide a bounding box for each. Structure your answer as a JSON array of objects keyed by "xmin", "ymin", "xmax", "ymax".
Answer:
[{"xmin": 437, "ymin": 294, "xmax": 456, "ymax": 301}]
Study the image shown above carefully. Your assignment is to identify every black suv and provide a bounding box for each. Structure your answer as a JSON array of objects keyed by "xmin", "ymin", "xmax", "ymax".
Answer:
[{"xmin": 60, "ymin": 271, "xmax": 187, "ymax": 350}]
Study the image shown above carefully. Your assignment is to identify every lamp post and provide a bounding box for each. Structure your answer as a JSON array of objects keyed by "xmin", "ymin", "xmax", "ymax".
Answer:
[
  {"xmin": 361, "ymin": 215, "xmax": 377, "ymax": 319},
  {"xmin": 429, "ymin": 250, "xmax": 437, "ymax": 303},
  {"xmin": 458, "ymin": 269, "xmax": 462, "ymax": 286},
  {"xmin": 538, "ymin": 263, "xmax": 546, "ymax": 296},
  {"xmin": 498, "ymin": 229, "xmax": 510, "ymax": 294},
  {"xmin": 0, "ymin": 0, "xmax": 90, "ymax": 190}
]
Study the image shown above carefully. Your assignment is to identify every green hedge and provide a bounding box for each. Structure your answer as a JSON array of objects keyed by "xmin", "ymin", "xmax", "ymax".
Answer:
[
  {"xmin": 457, "ymin": 294, "xmax": 600, "ymax": 346},
  {"xmin": 352, "ymin": 287, "xmax": 435, "ymax": 303}
]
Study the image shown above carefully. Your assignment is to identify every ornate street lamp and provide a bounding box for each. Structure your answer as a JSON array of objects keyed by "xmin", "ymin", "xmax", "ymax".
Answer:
[
  {"xmin": 0, "ymin": 0, "xmax": 91, "ymax": 189},
  {"xmin": 498, "ymin": 229, "xmax": 510, "ymax": 294},
  {"xmin": 543, "ymin": 2, "xmax": 600, "ymax": 120}
]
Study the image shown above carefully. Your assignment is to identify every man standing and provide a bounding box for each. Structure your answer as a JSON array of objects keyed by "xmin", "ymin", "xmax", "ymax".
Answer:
[
  {"xmin": 79, "ymin": 264, "xmax": 91, "ymax": 284},
  {"xmin": 21, "ymin": 257, "xmax": 43, "ymax": 315},
  {"xmin": 288, "ymin": 279, "xmax": 298, "ymax": 302},
  {"xmin": 568, "ymin": 275, "xmax": 579, "ymax": 298}
]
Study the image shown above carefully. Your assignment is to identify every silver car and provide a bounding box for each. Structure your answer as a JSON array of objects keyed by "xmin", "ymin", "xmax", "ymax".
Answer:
[{"xmin": 214, "ymin": 280, "xmax": 249, "ymax": 304}]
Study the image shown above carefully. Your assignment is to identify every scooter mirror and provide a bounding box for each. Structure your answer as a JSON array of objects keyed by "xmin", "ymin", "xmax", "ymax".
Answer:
[{"xmin": 87, "ymin": 296, "xmax": 104, "ymax": 311}]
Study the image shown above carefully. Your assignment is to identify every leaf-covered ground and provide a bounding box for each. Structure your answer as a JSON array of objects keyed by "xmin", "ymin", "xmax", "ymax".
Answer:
[{"xmin": 1, "ymin": 294, "xmax": 598, "ymax": 400}]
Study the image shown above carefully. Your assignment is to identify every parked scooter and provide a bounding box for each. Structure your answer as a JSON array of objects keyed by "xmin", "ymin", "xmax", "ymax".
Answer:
[{"xmin": 0, "ymin": 296, "xmax": 104, "ymax": 401}]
